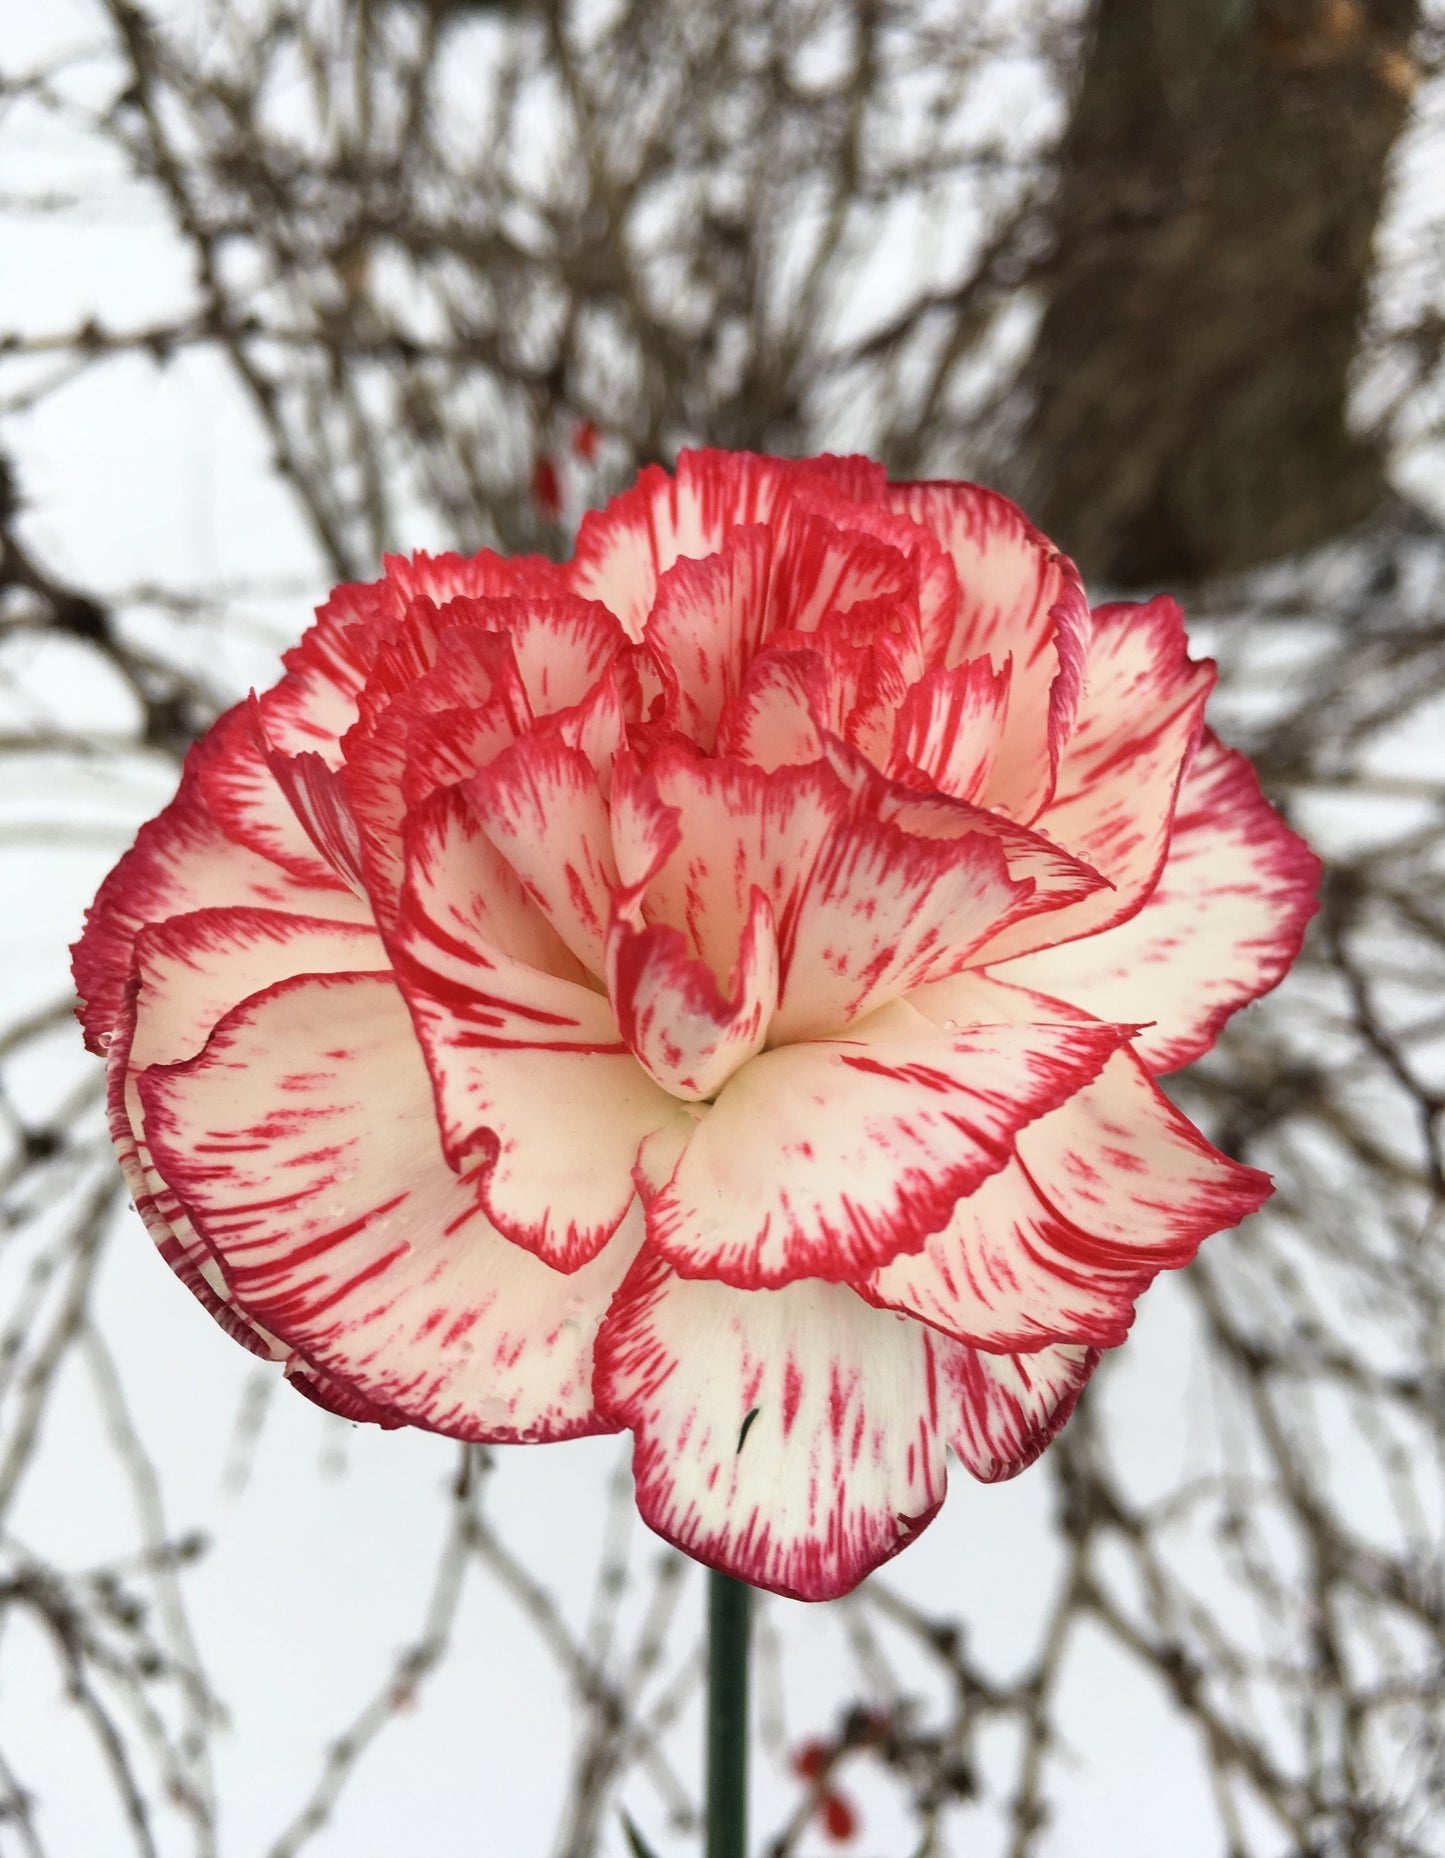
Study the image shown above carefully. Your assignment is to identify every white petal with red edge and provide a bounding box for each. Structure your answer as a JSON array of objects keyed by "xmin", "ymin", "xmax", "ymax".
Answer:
[
  {"xmin": 594, "ymin": 1247, "xmax": 947, "ymax": 1601},
  {"xmin": 863, "ymin": 972, "xmax": 1271, "ymax": 1345},
  {"xmin": 647, "ymin": 998, "xmax": 1131, "ymax": 1289},
  {"xmin": 768, "ymin": 799, "xmax": 1032, "ymax": 1042},
  {"xmin": 889, "ymin": 657, "xmax": 1011, "ymax": 803},
  {"xmin": 766, "ymin": 508, "xmax": 913, "ymax": 635},
  {"xmin": 644, "ymin": 526, "xmax": 774, "ymax": 749},
  {"xmin": 258, "ymin": 732, "xmax": 368, "ymax": 893},
  {"xmin": 608, "ymin": 887, "xmax": 779, "ymax": 1100},
  {"xmin": 469, "ymin": 735, "xmax": 618, "ymax": 976},
  {"xmin": 781, "ymin": 482, "xmax": 961, "ymax": 666},
  {"xmin": 72, "ymin": 770, "xmax": 374, "ymax": 1055},
  {"xmin": 196, "ymin": 706, "xmax": 349, "ymax": 887},
  {"xmin": 979, "ymin": 596, "xmax": 1214, "ymax": 965},
  {"xmin": 940, "ymin": 1339, "xmax": 1098, "ymax": 1482},
  {"xmin": 713, "ymin": 644, "xmax": 830, "ymax": 770},
  {"xmin": 886, "ymin": 480, "xmax": 1087, "ymax": 822},
  {"xmin": 393, "ymin": 789, "xmax": 685, "ymax": 1269},
  {"xmin": 617, "ymin": 749, "xmax": 1063, "ymax": 1048},
  {"xmin": 138, "ymin": 972, "xmax": 638, "ymax": 1442},
  {"xmin": 342, "ymin": 613, "xmax": 534, "ymax": 924},
  {"xmin": 113, "ymin": 908, "xmax": 388, "ymax": 1359},
  {"xmin": 460, "ymin": 594, "xmax": 627, "ymax": 716},
  {"xmin": 994, "ymin": 731, "xmax": 1320, "ymax": 1070},
  {"xmin": 568, "ymin": 450, "xmax": 887, "ymax": 636}
]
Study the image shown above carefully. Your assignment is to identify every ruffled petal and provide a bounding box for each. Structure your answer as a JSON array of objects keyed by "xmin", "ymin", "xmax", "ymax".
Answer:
[
  {"xmin": 392, "ymin": 788, "xmax": 684, "ymax": 1269},
  {"xmin": 71, "ymin": 765, "xmax": 373, "ymax": 1055},
  {"xmin": 111, "ymin": 908, "xmax": 387, "ymax": 1357},
  {"xmin": 766, "ymin": 509, "xmax": 914, "ymax": 636},
  {"xmin": 196, "ymin": 705, "xmax": 350, "ymax": 887},
  {"xmin": 779, "ymin": 482, "xmax": 962, "ymax": 665},
  {"xmin": 886, "ymin": 480, "xmax": 1088, "ymax": 821},
  {"xmin": 645, "ymin": 998, "xmax": 1132, "ymax": 1288},
  {"xmin": 979, "ymin": 596, "xmax": 1214, "ymax": 965},
  {"xmin": 887, "ymin": 656, "xmax": 1011, "ymax": 803},
  {"xmin": 191, "ymin": 558, "xmax": 508, "ymax": 884},
  {"xmin": 594, "ymin": 1246, "xmax": 946, "ymax": 1601},
  {"xmin": 483, "ymin": 595, "xmax": 630, "ymax": 715},
  {"xmin": 608, "ymin": 888, "xmax": 779, "ymax": 1100},
  {"xmin": 568, "ymin": 450, "xmax": 888, "ymax": 637},
  {"xmin": 712, "ymin": 643, "xmax": 830, "ymax": 771},
  {"xmin": 862, "ymin": 972, "xmax": 1271, "ymax": 1345},
  {"xmin": 468, "ymin": 734, "xmax": 618, "ymax": 977},
  {"xmin": 940, "ymin": 1339, "xmax": 1099, "ymax": 1482},
  {"xmin": 644, "ymin": 526, "xmax": 775, "ymax": 749},
  {"xmin": 342, "ymin": 610, "xmax": 534, "ymax": 924},
  {"xmin": 994, "ymin": 731, "xmax": 1320, "ymax": 1070},
  {"xmin": 616, "ymin": 748, "xmax": 1081, "ymax": 1047},
  {"xmin": 138, "ymin": 972, "xmax": 638, "ymax": 1442}
]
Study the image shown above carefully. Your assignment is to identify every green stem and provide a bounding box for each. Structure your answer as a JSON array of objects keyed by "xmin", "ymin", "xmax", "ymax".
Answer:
[{"xmin": 705, "ymin": 1569, "xmax": 752, "ymax": 1858}]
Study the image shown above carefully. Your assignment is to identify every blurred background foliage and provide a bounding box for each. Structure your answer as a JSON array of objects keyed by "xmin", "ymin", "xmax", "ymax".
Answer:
[{"xmin": 1, "ymin": 0, "xmax": 1444, "ymax": 1853}]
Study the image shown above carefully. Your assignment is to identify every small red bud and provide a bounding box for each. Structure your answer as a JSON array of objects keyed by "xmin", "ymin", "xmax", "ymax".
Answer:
[{"xmin": 571, "ymin": 418, "xmax": 600, "ymax": 461}]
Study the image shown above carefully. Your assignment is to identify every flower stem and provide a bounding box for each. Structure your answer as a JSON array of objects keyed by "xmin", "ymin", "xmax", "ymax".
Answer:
[{"xmin": 705, "ymin": 1569, "xmax": 752, "ymax": 1858}]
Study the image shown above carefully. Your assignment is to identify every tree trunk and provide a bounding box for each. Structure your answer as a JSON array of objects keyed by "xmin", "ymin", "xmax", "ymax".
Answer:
[{"xmin": 1018, "ymin": 0, "xmax": 1420, "ymax": 586}]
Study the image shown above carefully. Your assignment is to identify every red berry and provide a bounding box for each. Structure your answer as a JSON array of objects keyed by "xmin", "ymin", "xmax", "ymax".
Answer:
[
  {"xmin": 529, "ymin": 455, "xmax": 562, "ymax": 520},
  {"xmin": 821, "ymin": 1791, "xmax": 857, "ymax": 1841},
  {"xmin": 791, "ymin": 1738, "xmax": 831, "ymax": 1781},
  {"xmin": 571, "ymin": 418, "xmax": 600, "ymax": 461}
]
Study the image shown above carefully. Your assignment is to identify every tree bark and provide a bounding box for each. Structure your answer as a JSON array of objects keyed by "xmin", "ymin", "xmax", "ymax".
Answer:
[{"xmin": 1018, "ymin": 0, "xmax": 1421, "ymax": 585}]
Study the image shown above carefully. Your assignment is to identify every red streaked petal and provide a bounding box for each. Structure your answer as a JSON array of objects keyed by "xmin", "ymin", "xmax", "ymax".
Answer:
[
  {"xmin": 940, "ymin": 1339, "xmax": 1098, "ymax": 1482},
  {"xmin": 647, "ymin": 999, "xmax": 1132, "ymax": 1289},
  {"xmin": 468, "ymin": 734, "xmax": 618, "ymax": 977},
  {"xmin": 594, "ymin": 1246, "xmax": 947, "ymax": 1601},
  {"xmin": 713, "ymin": 643, "xmax": 830, "ymax": 771},
  {"xmin": 138, "ymin": 972, "xmax": 638, "ymax": 1442},
  {"xmin": 285, "ymin": 1360, "xmax": 406, "ymax": 1428},
  {"xmin": 569, "ymin": 453, "xmax": 799, "ymax": 638},
  {"xmin": 767, "ymin": 508, "xmax": 913, "ymax": 636},
  {"xmin": 453, "ymin": 594, "xmax": 627, "ymax": 716},
  {"xmin": 767, "ymin": 796, "xmax": 1032, "ymax": 1043},
  {"xmin": 608, "ymin": 887, "xmax": 779, "ymax": 1100},
  {"xmin": 860, "ymin": 1157, "xmax": 1132, "ymax": 1351},
  {"xmin": 782, "ymin": 482, "xmax": 961, "ymax": 666},
  {"xmin": 886, "ymin": 480, "xmax": 1086, "ymax": 821},
  {"xmin": 127, "ymin": 908, "xmax": 388, "ymax": 1074},
  {"xmin": 252, "ymin": 704, "xmax": 368, "ymax": 894},
  {"xmin": 865, "ymin": 972, "xmax": 1270, "ymax": 1346},
  {"xmin": 382, "ymin": 548, "xmax": 570, "ymax": 605},
  {"xmin": 250, "ymin": 546, "xmax": 549, "ymax": 780},
  {"xmin": 994, "ymin": 730, "xmax": 1320, "ymax": 1070},
  {"xmin": 548, "ymin": 661, "xmax": 635, "ymax": 791},
  {"xmin": 644, "ymin": 525, "xmax": 774, "ymax": 750},
  {"xmin": 342, "ymin": 613, "xmax": 535, "ymax": 924},
  {"xmin": 978, "ymin": 596, "xmax": 1215, "ymax": 964},
  {"xmin": 860, "ymin": 1045, "xmax": 1266, "ymax": 1352},
  {"xmin": 613, "ymin": 746, "xmax": 1080, "ymax": 1045},
  {"xmin": 196, "ymin": 705, "xmax": 352, "ymax": 888},
  {"xmin": 568, "ymin": 450, "xmax": 887, "ymax": 637},
  {"xmin": 112, "ymin": 908, "xmax": 388, "ymax": 1360},
  {"xmin": 887, "ymin": 480, "xmax": 1066, "ymax": 669},
  {"xmin": 71, "ymin": 767, "xmax": 373, "ymax": 1055},
  {"xmin": 398, "ymin": 784, "xmax": 587, "ymax": 983},
  {"xmin": 1017, "ymin": 1046, "xmax": 1270, "ymax": 1251},
  {"xmin": 392, "ymin": 789, "xmax": 683, "ymax": 1269},
  {"xmin": 888, "ymin": 656, "xmax": 1011, "ymax": 803}
]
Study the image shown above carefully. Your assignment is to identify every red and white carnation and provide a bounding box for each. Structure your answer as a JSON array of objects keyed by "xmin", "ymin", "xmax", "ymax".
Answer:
[{"xmin": 73, "ymin": 451, "xmax": 1318, "ymax": 1600}]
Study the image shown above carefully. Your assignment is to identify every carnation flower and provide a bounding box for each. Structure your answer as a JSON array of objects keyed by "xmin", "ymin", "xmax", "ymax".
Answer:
[{"xmin": 73, "ymin": 450, "xmax": 1318, "ymax": 1601}]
